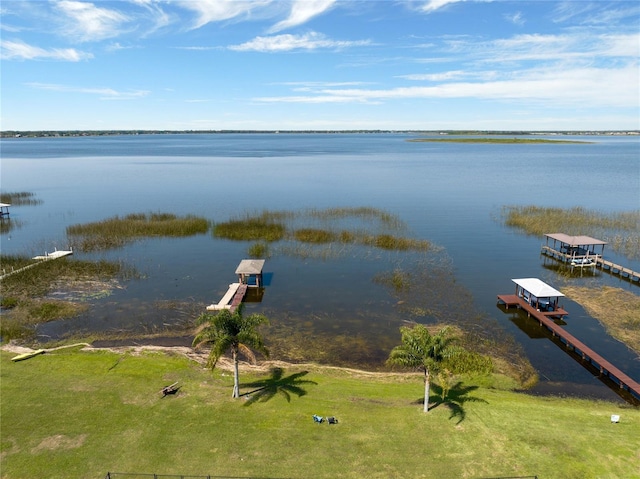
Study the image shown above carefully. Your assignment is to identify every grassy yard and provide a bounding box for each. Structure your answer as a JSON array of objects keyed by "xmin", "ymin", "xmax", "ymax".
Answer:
[{"xmin": 1, "ymin": 347, "xmax": 638, "ymax": 479}]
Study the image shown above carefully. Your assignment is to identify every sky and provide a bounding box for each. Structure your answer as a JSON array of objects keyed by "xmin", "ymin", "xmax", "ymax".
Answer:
[{"xmin": 1, "ymin": 0, "xmax": 639, "ymax": 131}]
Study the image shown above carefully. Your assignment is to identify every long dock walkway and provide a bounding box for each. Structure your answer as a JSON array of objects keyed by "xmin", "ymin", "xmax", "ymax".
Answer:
[
  {"xmin": 0, "ymin": 249, "xmax": 73, "ymax": 281},
  {"xmin": 206, "ymin": 283, "xmax": 248, "ymax": 312},
  {"xmin": 497, "ymin": 294, "xmax": 640, "ymax": 400}
]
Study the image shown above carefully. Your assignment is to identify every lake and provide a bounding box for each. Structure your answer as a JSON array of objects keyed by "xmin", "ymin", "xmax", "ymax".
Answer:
[{"xmin": 1, "ymin": 133, "xmax": 639, "ymax": 403}]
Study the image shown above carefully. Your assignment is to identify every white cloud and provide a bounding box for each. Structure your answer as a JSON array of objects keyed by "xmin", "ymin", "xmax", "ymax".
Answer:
[
  {"xmin": 175, "ymin": 0, "xmax": 271, "ymax": 30},
  {"xmin": 26, "ymin": 82, "xmax": 149, "ymax": 100},
  {"xmin": 269, "ymin": 0, "xmax": 336, "ymax": 33},
  {"xmin": 0, "ymin": 40, "xmax": 93, "ymax": 61},
  {"xmin": 504, "ymin": 11, "xmax": 525, "ymax": 26},
  {"xmin": 55, "ymin": 0, "xmax": 130, "ymax": 42},
  {"xmin": 254, "ymin": 64, "xmax": 638, "ymax": 108},
  {"xmin": 229, "ymin": 32, "xmax": 371, "ymax": 52},
  {"xmin": 420, "ymin": 0, "xmax": 491, "ymax": 14}
]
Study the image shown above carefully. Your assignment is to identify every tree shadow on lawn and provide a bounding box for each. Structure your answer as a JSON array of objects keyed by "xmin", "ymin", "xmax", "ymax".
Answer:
[
  {"xmin": 241, "ymin": 367, "xmax": 318, "ymax": 406},
  {"xmin": 414, "ymin": 382, "xmax": 487, "ymax": 424}
]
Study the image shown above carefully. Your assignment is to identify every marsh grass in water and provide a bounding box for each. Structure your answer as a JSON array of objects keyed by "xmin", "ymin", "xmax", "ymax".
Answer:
[
  {"xmin": 214, "ymin": 207, "xmax": 429, "ymax": 254},
  {"xmin": 0, "ymin": 255, "xmax": 135, "ymax": 340},
  {"xmin": 562, "ymin": 285, "xmax": 640, "ymax": 354},
  {"xmin": 0, "ymin": 191, "xmax": 42, "ymax": 206},
  {"xmin": 214, "ymin": 212, "xmax": 287, "ymax": 241},
  {"xmin": 502, "ymin": 205, "xmax": 640, "ymax": 260},
  {"xmin": 67, "ymin": 212, "xmax": 210, "ymax": 252}
]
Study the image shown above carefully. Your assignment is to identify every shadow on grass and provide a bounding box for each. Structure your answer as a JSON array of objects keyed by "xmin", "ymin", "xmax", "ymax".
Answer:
[
  {"xmin": 241, "ymin": 367, "xmax": 318, "ymax": 406},
  {"xmin": 413, "ymin": 382, "xmax": 487, "ymax": 424},
  {"xmin": 432, "ymin": 382, "xmax": 487, "ymax": 424}
]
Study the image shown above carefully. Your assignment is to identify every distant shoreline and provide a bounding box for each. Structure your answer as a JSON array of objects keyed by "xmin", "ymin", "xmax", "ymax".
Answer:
[
  {"xmin": 1, "ymin": 129, "xmax": 638, "ymax": 139},
  {"xmin": 408, "ymin": 137, "xmax": 592, "ymax": 144}
]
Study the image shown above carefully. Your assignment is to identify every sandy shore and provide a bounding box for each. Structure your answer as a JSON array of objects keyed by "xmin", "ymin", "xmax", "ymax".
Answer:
[{"xmin": 0, "ymin": 342, "xmax": 416, "ymax": 379}]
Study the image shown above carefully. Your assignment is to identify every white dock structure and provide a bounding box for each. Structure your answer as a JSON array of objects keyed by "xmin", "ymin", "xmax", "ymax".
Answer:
[
  {"xmin": 206, "ymin": 283, "xmax": 241, "ymax": 311},
  {"xmin": 33, "ymin": 249, "xmax": 74, "ymax": 260},
  {"xmin": 206, "ymin": 259, "xmax": 265, "ymax": 312},
  {"xmin": 0, "ymin": 248, "xmax": 73, "ymax": 281}
]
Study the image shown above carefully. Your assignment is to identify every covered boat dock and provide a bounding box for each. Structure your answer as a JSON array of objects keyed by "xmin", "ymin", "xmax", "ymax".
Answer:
[
  {"xmin": 541, "ymin": 233, "xmax": 606, "ymax": 269},
  {"xmin": 498, "ymin": 278, "xmax": 568, "ymax": 317},
  {"xmin": 206, "ymin": 259, "xmax": 265, "ymax": 312}
]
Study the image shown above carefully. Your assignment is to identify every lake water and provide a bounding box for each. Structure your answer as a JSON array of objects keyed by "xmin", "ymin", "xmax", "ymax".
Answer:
[{"xmin": 1, "ymin": 133, "xmax": 639, "ymax": 403}]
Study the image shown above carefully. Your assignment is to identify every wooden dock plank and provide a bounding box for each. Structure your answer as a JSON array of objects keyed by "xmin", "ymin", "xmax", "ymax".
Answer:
[{"xmin": 498, "ymin": 295, "xmax": 640, "ymax": 397}]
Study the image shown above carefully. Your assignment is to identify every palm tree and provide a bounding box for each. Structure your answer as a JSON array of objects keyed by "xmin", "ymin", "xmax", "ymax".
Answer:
[
  {"xmin": 387, "ymin": 324, "xmax": 458, "ymax": 413},
  {"xmin": 192, "ymin": 304, "xmax": 269, "ymax": 399}
]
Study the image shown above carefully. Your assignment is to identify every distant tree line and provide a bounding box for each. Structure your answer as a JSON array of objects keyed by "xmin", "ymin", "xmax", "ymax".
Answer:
[{"xmin": 1, "ymin": 129, "xmax": 638, "ymax": 138}]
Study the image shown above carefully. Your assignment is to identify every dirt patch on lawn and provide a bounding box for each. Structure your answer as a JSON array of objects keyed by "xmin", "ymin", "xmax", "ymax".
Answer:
[{"xmin": 31, "ymin": 434, "xmax": 87, "ymax": 453}]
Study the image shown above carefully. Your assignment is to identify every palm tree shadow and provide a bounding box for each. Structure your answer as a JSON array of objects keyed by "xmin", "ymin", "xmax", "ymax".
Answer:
[
  {"xmin": 430, "ymin": 382, "xmax": 487, "ymax": 424},
  {"xmin": 241, "ymin": 367, "xmax": 317, "ymax": 406}
]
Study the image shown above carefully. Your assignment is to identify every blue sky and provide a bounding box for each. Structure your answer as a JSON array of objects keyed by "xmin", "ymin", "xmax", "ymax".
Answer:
[{"xmin": 1, "ymin": 0, "xmax": 639, "ymax": 131}]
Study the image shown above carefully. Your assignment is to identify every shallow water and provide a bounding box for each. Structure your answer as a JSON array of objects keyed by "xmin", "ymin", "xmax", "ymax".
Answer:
[{"xmin": 1, "ymin": 133, "xmax": 639, "ymax": 403}]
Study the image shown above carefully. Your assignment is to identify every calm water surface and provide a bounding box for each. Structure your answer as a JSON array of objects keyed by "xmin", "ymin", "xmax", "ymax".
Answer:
[{"xmin": 1, "ymin": 133, "xmax": 639, "ymax": 403}]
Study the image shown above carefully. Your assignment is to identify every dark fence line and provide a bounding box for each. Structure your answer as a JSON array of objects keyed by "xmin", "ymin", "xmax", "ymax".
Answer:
[
  {"xmin": 105, "ymin": 473, "xmax": 291, "ymax": 479},
  {"xmin": 105, "ymin": 473, "xmax": 536, "ymax": 479}
]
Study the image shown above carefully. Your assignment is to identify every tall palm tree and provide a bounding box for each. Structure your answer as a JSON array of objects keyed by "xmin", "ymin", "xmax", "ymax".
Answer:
[
  {"xmin": 192, "ymin": 304, "xmax": 269, "ymax": 399},
  {"xmin": 387, "ymin": 324, "xmax": 458, "ymax": 413}
]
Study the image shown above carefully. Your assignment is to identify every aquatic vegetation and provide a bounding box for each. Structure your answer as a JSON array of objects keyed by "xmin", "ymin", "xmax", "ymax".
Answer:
[
  {"xmin": 67, "ymin": 212, "xmax": 210, "ymax": 252},
  {"xmin": 562, "ymin": 286, "xmax": 640, "ymax": 354},
  {"xmin": 502, "ymin": 205, "xmax": 640, "ymax": 260},
  {"xmin": 293, "ymin": 228, "xmax": 336, "ymax": 244},
  {"xmin": 364, "ymin": 234, "xmax": 431, "ymax": 251},
  {"xmin": 0, "ymin": 191, "xmax": 42, "ymax": 206},
  {"xmin": 247, "ymin": 241, "xmax": 269, "ymax": 258},
  {"xmin": 0, "ymin": 254, "xmax": 134, "ymax": 340},
  {"xmin": 214, "ymin": 214, "xmax": 286, "ymax": 241},
  {"xmin": 214, "ymin": 207, "xmax": 428, "ymax": 254}
]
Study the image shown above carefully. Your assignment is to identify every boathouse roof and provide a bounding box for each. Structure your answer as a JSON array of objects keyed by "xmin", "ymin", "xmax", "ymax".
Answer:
[
  {"xmin": 544, "ymin": 233, "xmax": 607, "ymax": 246},
  {"xmin": 512, "ymin": 278, "xmax": 565, "ymax": 298},
  {"xmin": 235, "ymin": 259, "xmax": 265, "ymax": 275}
]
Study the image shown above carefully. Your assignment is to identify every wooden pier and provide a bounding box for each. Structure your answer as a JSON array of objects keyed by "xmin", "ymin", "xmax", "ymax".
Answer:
[
  {"xmin": 206, "ymin": 259, "xmax": 265, "ymax": 313},
  {"xmin": 497, "ymin": 294, "xmax": 640, "ymax": 400},
  {"xmin": 0, "ymin": 248, "xmax": 73, "ymax": 281},
  {"xmin": 206, "ymin": 283, "xmax": 248, "ymax": 312}
]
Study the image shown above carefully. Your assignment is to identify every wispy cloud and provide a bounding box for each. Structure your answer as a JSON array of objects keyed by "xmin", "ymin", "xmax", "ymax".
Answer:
[
  {"xmin": 552, "ymin": 1, "xmax": 640, "ymax": 26},
  {"xmin": 26, "ymin": 82, "xmax": 149, "ymax": 100},
  {"xmin": 254, "ymin": 64, "xmax": 638, "ymax": 107},
  {"xmin": 1, "ymin": 40, "xmax": 93, "ymax": 61},
  {"xmin": 504, "ymin": 11, "xmax": 525, "ymax": 26},
  {"xmin": 229, "ymin": 32, "xmax": 371, "ymax": 52},
  {"xmin": 269, "ymin": 0, "xmax": 337, "ymax": 33},
  {"xmin": 175, "ymin": 0, "xmax": 271, "ymax": 30},
  {"xmin": 420, "ymin": 0, "xmax": 491, "ymax": 14},
  {"xmin": 54, "ymin": 0, "xmax": 130, "ymax": 42}
]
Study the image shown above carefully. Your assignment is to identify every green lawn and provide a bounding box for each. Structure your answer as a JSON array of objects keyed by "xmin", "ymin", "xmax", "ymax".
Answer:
[{"xmin": 1, "ymin": 347, "xmax": 638, "ymax": 479}]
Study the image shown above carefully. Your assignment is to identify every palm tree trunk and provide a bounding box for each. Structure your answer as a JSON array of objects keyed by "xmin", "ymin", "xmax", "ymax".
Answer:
[
  {"xmin": 423, "ymin": 369, "xmax": 430, "ymax": 413},
  {"xmin": 232, "ymin": 348, "xmax": 240, "ymax": 399}
]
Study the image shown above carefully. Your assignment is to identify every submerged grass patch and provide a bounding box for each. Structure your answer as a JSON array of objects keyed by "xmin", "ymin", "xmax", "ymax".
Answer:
[
  {"xmin": 214, "ymin": 207, "xmax": 429, "ymax": 254},
  {"xmin": 562, "ymin": 286, "xmax": 640, "ymax": 354},
  {"xmin": 67, "ymin": 212, "xmax": 210, "ymax": 252},
  {"xmin": 0, "ymin": 191, "xmax": 42, "ymax": 206},
  {"xmin": 0, "ymin": 255, "xmax": 135, "ymax": 340},
  {"xmin": 502, "ymin": 205, "xmax": 640, "ymax": 260},
  {"xmin": 214, "ymin": 212, "xmax": 286, "ymax": 241}
]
